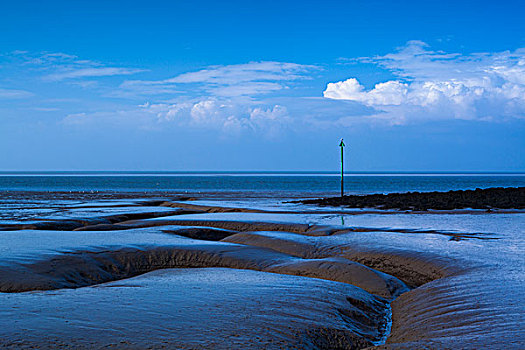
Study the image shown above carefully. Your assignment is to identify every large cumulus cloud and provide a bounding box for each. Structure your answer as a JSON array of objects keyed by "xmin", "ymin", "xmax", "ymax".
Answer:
[{"xmin": 324, "ymin": 41, "xmax": 525, "ymax": 123}]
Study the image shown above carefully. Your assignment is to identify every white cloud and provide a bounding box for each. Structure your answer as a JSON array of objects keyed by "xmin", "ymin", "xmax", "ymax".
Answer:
[
  {"xmin": 31, "ymin": 107, "xmax": 60, "ymax": 112},
  {"xmin": 166, "ymin": 61, "xmax": 315, "ymax": 84},
  {"xmin": 248, "ymin": 105, "xmax": 290, "ymax": 137},
  {"xmin": 152, "ymin": 99, "xmax": 290, "ymax": 136},
  {"xmin": 209, "ymin": 82, "xmax": 286, "ymax": 97},
  {"xmin": 120, "ymin": 61, "xmax": 318, "ymax": 97},
  {"xmin": 325, "ymin": 79, "xmax": 408, "ymax": 105},
  {"xmin": 65, "ymin": 99, "xmax": 291, "ymax": 137},
  {"xmin": 114, "ymin": 80, "xmax": 182, "ymax": 97},
  {"xmin": 44, "ymin": 67, "xmax": 145, "ymax": 81},
  {"xmin": 324, "ymin": 41, "xmax": 525, "ymax": 123},
  {"xmin": 0, "ymin": 87, "xmax": 33, "ymax": 99},
  {"xmin": 7, "ymin": 51, "xmax": 145, "ymax": 82}
]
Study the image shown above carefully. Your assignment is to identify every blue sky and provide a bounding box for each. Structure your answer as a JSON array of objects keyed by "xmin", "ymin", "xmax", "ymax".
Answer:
[{"xmin": 1, "ymin": 0, "xmax": 524, "ymax": 171}]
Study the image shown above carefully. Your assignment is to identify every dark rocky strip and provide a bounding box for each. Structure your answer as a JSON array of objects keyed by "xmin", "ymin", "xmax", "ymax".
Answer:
[{"xmin": 295, "ymin": 187, "xmax": 525, "ymax": 210}]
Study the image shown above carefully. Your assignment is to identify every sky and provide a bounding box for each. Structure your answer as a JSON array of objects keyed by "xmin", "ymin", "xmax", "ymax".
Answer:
[{"xmin": 1, "ymin": 0, "xmax": 524, "ymax": 172}]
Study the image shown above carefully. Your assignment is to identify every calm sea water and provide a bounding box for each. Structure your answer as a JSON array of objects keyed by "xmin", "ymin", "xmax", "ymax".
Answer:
[{"xmin": 0, "ymin": 173, "xmax": 523, "ymax": 195}]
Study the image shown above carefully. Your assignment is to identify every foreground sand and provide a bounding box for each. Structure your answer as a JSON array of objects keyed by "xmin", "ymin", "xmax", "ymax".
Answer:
[
  {"xmin": 0, "ymin": 193, "xmax": 523, "ymax": 349},
  {"xmin": 2, "ymin": 268, "xmax": 391, "ymax": 349}
]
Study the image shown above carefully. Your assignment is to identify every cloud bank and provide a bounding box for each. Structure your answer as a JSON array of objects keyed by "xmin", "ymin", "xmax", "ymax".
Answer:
[
  {"xmin": 324, "ymin": 41, "xmax": 525, "ymax": 123},
  {"xmin": 64, "ymin": 100, "xmax": 291, "ymax": 138}
]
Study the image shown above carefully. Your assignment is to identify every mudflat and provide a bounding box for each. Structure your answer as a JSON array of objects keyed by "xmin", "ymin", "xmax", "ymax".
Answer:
[{"xmin": 0, "ymin": 191, "xmax": 523, "ymax": 349}]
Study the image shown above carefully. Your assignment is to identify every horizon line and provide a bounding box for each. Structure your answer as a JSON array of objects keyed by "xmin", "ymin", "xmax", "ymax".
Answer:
[{"xmin": 0, "ymin": 171, "xmax": 524, "ymax": 175}]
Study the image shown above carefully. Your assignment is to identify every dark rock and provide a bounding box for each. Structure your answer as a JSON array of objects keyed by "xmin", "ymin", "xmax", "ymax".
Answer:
[{"xmin": 295, "ymin": 187, "xmax": 525, "ymax": 210}]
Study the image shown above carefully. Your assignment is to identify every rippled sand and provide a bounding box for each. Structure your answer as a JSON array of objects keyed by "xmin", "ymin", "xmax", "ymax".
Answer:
[{"xmin": 0, "ymin": 193, "xmax": 523, "ymax": 349}]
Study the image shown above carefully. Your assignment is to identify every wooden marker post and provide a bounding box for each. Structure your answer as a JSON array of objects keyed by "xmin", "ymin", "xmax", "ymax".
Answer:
[{"xmin": 339, "ymin": 138, "xmax": 345, "ymax": 201}]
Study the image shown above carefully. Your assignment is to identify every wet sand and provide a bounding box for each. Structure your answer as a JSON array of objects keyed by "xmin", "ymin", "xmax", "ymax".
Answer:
[
  {"xmin": 0, "ymin": 192, "xmax": 523, "ymax": 349},
  {"xmin": 1, "ymin": 268, "xmax": 391, "ymax": 349}
]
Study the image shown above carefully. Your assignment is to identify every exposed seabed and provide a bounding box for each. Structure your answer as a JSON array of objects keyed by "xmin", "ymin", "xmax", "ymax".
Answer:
[{"xmin": 0, "ymin": 193, "xmax": 523, "ymax": 349}]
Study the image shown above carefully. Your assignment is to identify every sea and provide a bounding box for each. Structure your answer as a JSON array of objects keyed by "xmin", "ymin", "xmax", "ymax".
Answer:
[{"xmin": 0, "ymin": 172, "xmax": 524, "ymax": 196}]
